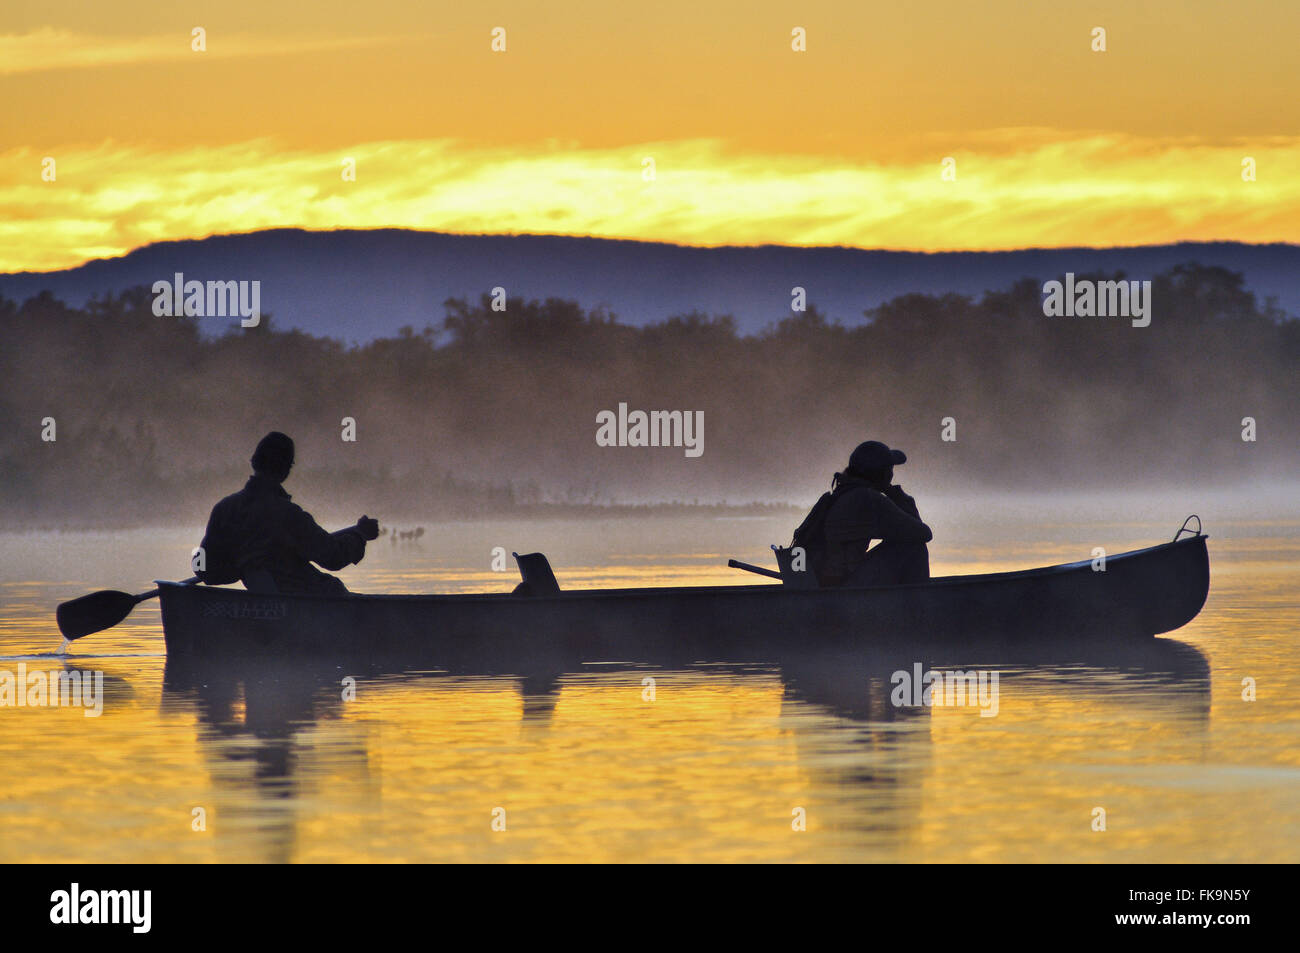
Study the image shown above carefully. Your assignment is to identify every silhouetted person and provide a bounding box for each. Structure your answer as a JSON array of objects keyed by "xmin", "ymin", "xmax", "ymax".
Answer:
[
  {"xmin": 820, "ymin": 440, "xmax": 932, "ymax": 587},
  {"xmin": 196, "ymin": 432, "xmax": 380, "ymax": 595}
]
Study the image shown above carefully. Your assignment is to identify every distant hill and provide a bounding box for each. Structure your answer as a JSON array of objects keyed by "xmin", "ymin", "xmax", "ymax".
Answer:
[{"xmin": 3, "ymin": 230, "xmax": 1300, "ymax": 341}]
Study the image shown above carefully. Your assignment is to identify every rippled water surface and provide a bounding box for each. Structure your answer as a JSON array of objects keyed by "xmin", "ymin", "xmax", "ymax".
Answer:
[{"xmin": 1, "ymin": 505, "xmax": 1297, "ymax": 862}]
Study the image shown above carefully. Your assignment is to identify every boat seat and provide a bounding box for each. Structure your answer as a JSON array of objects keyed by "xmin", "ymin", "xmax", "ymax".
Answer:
[
  {"xmin": 512, "ymin": 552, "xmax": 561, "ymax": 596},
  {"xmin": 772, "ymin": 545, "xmax": 820, "ymax": 589}
]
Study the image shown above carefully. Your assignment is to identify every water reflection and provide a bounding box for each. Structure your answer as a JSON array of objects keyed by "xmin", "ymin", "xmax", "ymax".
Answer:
[
  {"xmin": 160, "ymin": 636, "xmax": 1209, "ymax": 862},
  {"xmin": 780, "ymin": 638, "xmax": 1211, "ymax": 720},
  {"xmin": 161, "ymin": 657, "xmax": 376, "ymax": 862}
]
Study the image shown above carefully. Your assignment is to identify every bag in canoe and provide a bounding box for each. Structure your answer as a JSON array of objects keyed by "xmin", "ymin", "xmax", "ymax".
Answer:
[{"xmin": 787, "ymin": 488, "xmax": 838, "ymax": 584}]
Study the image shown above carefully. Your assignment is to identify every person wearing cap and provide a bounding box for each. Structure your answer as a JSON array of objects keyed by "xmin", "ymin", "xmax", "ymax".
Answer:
[
  {"xmin": 196, "ymin": 431, "xmax": 381, "ymax": 595},
  {"xmin": 820, "ymin": 440, "xmax": 932, "ymax": 587}
]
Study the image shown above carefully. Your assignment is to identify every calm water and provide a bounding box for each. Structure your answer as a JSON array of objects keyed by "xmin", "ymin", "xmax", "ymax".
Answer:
[{"xmin": 2, "ymin": 502, "xmax": 1298, "ymax": 863}]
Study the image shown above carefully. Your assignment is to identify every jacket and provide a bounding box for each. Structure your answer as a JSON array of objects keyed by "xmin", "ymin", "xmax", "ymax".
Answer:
[
  {"xmin": 197, "ymin": 474, "xmax": 366, "ymax": 595},
  {"xmin": 820, "ymin": 477, "xmax": 933, "ymax": 585}
]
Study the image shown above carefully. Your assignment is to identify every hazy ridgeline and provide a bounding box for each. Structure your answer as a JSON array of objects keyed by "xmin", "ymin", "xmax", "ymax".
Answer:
[{"xmin": 1, "ymin": 263, "xmax": 1295, "ymax": 527}]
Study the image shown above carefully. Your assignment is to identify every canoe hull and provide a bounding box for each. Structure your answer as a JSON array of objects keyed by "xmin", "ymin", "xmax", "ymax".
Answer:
[{"xmin": 158, "ymin": 535, "xmax": 1210, "ymax": 667}]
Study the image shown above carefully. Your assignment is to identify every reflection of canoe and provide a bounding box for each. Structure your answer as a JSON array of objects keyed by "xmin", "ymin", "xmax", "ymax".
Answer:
[
  {"xmin": 780, "ymin": 636, "xmax": 1212, "ymax": 721},
  {"xmin": 158, "ymin": 534, "xmax": 1209, "ymax": 667}
]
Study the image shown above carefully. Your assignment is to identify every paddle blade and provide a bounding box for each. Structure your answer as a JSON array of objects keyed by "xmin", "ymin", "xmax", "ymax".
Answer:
[{"xmin": 56, "ymin": 590, "xmax": 141, "ymax": 640}]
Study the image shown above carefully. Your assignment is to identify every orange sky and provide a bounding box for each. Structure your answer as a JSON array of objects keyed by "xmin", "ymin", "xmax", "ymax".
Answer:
[{"xmin": 3, "ymin": 0, "xmax": 1299, "ymax": 271}]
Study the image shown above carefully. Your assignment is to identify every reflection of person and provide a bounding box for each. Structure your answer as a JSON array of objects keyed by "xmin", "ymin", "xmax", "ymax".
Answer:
[
  {"xmin": 821, "ymin": 440, "xmax": 932, "ymax": 587},
  {"xmin": 196, "ymin": 431, "xmax": 380, "ymax": 595}
]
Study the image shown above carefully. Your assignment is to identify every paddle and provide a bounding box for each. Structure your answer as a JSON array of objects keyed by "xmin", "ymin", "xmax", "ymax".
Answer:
[
  {"xmin": 56, "ymin": 576, "xmax": 199, "ymax": 641},
  {"xmin": 727, "ymin": 559, "xmax": 782, "ymax": 581}
]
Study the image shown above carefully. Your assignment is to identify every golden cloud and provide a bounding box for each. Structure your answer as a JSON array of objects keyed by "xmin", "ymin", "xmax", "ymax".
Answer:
[
  {"xmin": 1, "ymin": 133, "xmax": 1296, "ymax": 273},
  {"xmin": 0, "ymin": 28, "xmax": 410, "ymax": 75}
]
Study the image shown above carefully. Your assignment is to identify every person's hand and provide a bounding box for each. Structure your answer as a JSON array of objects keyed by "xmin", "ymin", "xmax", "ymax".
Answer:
[
  {"xmin": 356, "ymin": 515, "xmax": 380, "ymax": 541},
  {"xmin": 885, "ymin": 484, "xmax": 920, "ymax": 516}
]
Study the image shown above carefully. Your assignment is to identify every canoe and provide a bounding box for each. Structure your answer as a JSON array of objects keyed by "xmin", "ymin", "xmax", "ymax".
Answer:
[{"xmin": 157, "ymin": 532, "xmax": 1210, "ymax": 667}]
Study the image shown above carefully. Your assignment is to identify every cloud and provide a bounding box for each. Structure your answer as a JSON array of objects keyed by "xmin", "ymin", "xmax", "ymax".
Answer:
[
  {"xmin": 1, "ymin": 132, "xmax": 1297, "ymax": 272},
  {"xmin": 0, "ymin": 28, "xmax": 407, "ymax": 75}
]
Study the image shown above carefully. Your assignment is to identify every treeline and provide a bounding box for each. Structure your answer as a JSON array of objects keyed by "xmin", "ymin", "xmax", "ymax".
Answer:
[{"xmin": 0, "ymin": 263, "xmax": 1296, "ymax": 526}]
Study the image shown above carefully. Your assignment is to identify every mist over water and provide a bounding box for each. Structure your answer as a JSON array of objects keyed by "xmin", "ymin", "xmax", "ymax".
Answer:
[{"xmin": 1, "ymin": 263, "xmax": 1296, "ymax": 527}]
